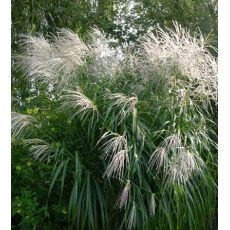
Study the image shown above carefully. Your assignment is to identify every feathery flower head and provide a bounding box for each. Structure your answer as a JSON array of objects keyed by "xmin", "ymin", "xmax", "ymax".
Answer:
[
  {"xmin": 17, "ymin": 29, "xmax": 88, "ymax": 89},
  {"xmin": 108, "ymin": 93, "xmax": 138, "ymax": 108},
  {"xmin": 149, "ymin": 147, "xmax": 168, "ymax": 172},
  {"xmin": 167, "ymin": 163, "xmax": 185, "ymax": 185},
  {"xmin": 167, "ymin": 149, "xmax": 204, "ymax": 185},
  {"xmin": 99, "ymin": 132, "xmax": 129, "ymax": 179},
  {"xmin": 103, "ymin": 149, "xmax": 129, "ymax": 179},
  {"xmin": 60, "ymin": 89, "xmax": 97, "ymax": 120},
  {"xmin": 11, "ymin": 112, "xmax": 36, "ymax": 142},
  {"xmin": 54, "ymin": 28, "xmax": 89, "ymax": 69},
  {"xmin": 128, "ymin": 202, "xmax": 137, "ymax": 230},
  {"xmin": 139, "ymin": 21, "xmax": 217, "ymax": 103},
  {"xmin": 17, "ymin": 35, "xmax": 58, "ymax": 82},
  {"xmin": 24, "ymin": 138, "xmax": 52, "ymax": 161},
  {"xmin": 89, "ymin": 27, "xmax": 112, "ymax": 59},
  {"xmin": 179, "ymin": 150, "xmax": 197, "ymax": 173},
  {"xmin": 114, "ymin": 180, "xmax": 131, "ymax": 209},
  {"xmin": 107, "ymin": 93, "xmax": 138, "ymax": 124},
  {"xmin": 164, "ymin": 133, "xmax": 182, "ymax": 150},
  {"xmin": 150, "ymin": 193, "xmax": 156, "ymax": 217},
  {"xmin": 88, "ymin": 27, "xmax": 123, "ymax": 77},
  {"xmin": 99, "ymin": 131, "xmax": 128, "ymax": 160}
]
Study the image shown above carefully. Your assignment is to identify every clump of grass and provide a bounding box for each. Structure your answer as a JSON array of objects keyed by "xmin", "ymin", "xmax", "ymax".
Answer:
[{"xmin": 13, "ymin": 23, "xmax": 217, "ymax": 229}]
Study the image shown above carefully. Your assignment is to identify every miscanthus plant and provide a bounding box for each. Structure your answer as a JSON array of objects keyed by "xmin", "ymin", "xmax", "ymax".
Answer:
[{"xmin": 12, "ymin": 22, "xmax": 217, "ymax": 230}]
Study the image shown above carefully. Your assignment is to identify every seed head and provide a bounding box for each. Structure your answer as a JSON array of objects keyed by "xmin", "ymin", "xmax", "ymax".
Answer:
[
  {"xmin": 60, "ymin": 89, "xmax": 97, "ymax": 120},
  {"xmin": 99, "ymin": 132, "xmax": 127, "ymax": 160},
  {"xmin": 150, "ymin": 193, "xmax": 156, "ymax": 217},
  {"xmin": 128, "ymin": 202, "xmax": 137, "ymax": 230},
  {"xmin": 114, "ymin": 180, "xmax": 131, "ymax": 209},
  {"xmin": 103, "ymin": 149, "xmax": 129, "ymax": 179},
  {"xmin": 11, "ymin": 112, "xmax": 36, "ymax": 143},
  {"xmin": 149, "ymin": 147, "xmax": 168, "ymax": 172},
  {"xmin": 107, "ymin": 93, "xmax": 138, "ymax": 124}
]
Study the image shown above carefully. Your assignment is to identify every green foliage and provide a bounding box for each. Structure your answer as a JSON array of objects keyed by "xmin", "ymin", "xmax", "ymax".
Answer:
[
  {"xmin": 12, "ymin": 143, "xmax": 71, "ymax": 229},
  {"xmin": 12, "ymin": 190, "xmax": 46, "ymax": 229}
]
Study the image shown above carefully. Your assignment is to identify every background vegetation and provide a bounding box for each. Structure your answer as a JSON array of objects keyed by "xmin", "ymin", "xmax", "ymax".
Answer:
[{"xmin": 12, "ymin": 1, "xmax": 218, "ymax": 229}]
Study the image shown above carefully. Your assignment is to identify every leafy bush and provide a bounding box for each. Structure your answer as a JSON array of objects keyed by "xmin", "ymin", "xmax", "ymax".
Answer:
[{"xmin": 12, "ymin": 23, "xmax": 217, "ymax": 229}]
